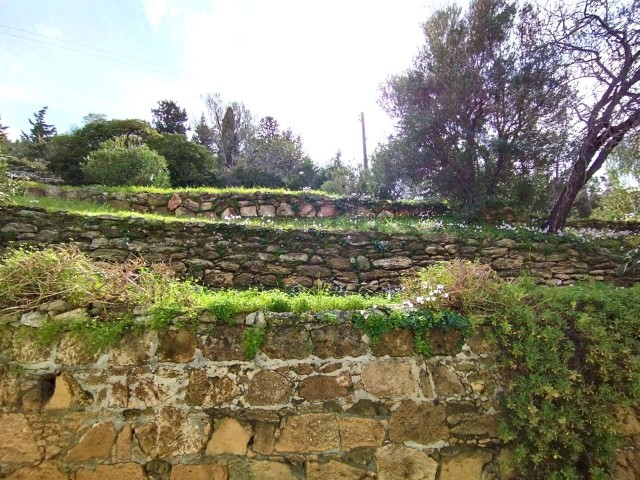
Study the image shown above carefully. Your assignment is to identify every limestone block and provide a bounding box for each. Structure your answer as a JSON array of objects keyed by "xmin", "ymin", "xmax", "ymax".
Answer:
[
  {"xmin": 306, "ymin": 460, "xmax": 368, "ymax": 480},
  {"xmin": 372, "ymin": 329, "xmax": 415, "ymax": 357},
  {"xmin": 375, "ymin": 444, "xmax": 438, "ymax": 480},
  {"xmin": 200, "ymin": 326, "xmax": 245, "ymax": 361},
  {"xmin": 361, "ymin": 359, "xmax": 416, "ymax": 398},
  {"xmin": 425, "ymin": 328, "xmax": 462, "ymax": 356},
  {"xmin": 252, "ymin": 422, "xmax": 276, "ymax": 455},
  {"xmin": 44, "ymin": 371, "xmax": 92, "ymax": 410},
  {"xmin": 275, "ymin": 414, "xmax": 340, "ymax": 453},
  {"xmin": 228, "ymin": 460, "xmax": 296, "ymax": 480},
  {"xmin": 185, "ymin": 370, "xmax": 239, "ymax": 407},
  {"xmin": 280, "ymin": 252, "xmax": 309, "ymax": 262},
  {"xmin": 318, "ymin": 204, "xmax": 337, "ymax": 218},
  {"xmin": 75, "ymin": 463, "xmax": 147, "ymax": 480},
  {"xmin": 298, "ymin": 202, "xmax": 316, "ymax": 217},
  {"xmin": 171, "ymin": 464, "xmax": 228, "ymax": 480},
  {"xmin": 440, "ymin": 450, "xmax": 492, "ymax": 480},
  {"xmin": 389, "ymin": 400, "xmax": 448, "ymax": 444},
  {"xmin": 276, "ymin": 202, "xmax": 295, "ymax": 216},
  {"xmin": 206, "ymin": 418, "xmax": 253, "ymax": 455},
  {"xmin": 240, "ymin": 206, "xmax": 258, "ymax": 217},
  {"xmin": 372, "ymin": 257, "xmax": 413, "ymax": 269},
  {"xmin": 135, "ymin": 407, "xmax": 207, "ymax": 458},
  {"xmin": 56, "ymin": 334, "xmax": 101, "ymax": 366},
  {"xmin": 246, "ymin": 370, "xmax": 293, "ymax": 406},
  {"xmin": 310, "ymin": 325, "xmax": 367, "ymax": 359},
  {"xmin": 0, "ymin": 414, "xmax": 41, "ymax": 464},
  {"xmin": 167, "ymin": 193, "xmax": 182, "ymax": 211},
  {"xmin": 221, "ymin": 207, "xmax": 239, "ymax": 219},
  {"xmin": 299, "ymin": 374, "xmax": 350, "ymax": 402},
  {"xmin": 5, "ymin": 462, "xmax": 67, "ymax": 480},
  {"xmin": 258, "ymin": 205, "xmax": 276, "ymax": 217},
  {"xmin": 175, "ymin": 207, "xmax": 196, "ymax": 217},
  {"xmin": 431, "ymin": 364, "xmax": 465, "ymax": 397},
  {"xmin": 337, "ymin": 417, "xmax": 386, "ymax": 449},
  {"xmin": 156, "ymin": 328, "xmax": 197, "ymax": 363},
  {"xmin": 110, "ymin": 331, "xmax": 153, "ymax": 366},
  {"xmin": 65, "ymin": 422, "xmax": 117, "ymax": 462},
  {"xmin": 261, "ymin": 326, "xmax": 309, "ymax": 359}
]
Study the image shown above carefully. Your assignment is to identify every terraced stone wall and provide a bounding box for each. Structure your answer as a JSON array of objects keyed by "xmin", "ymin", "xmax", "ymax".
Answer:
[
  {"xmin": 0, "ymin": 303, "xmax": 511, "ymax": 480},
  {"xmin": 1, "ymin": 207, "xmax": 638, "ymax": 292},
  {"xmin": 24, "ymin": 185, "xmax": 449, "ymax": 219}
]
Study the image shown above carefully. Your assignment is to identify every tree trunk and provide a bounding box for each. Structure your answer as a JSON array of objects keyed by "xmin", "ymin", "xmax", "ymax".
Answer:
[{"xmin": 543, "ymin": 150, "xmax": 589, "ymax": 232}]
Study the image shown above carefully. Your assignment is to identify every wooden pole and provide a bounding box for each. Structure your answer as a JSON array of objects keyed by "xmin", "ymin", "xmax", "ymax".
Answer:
[{"xmin": 360, "ymin": 112, "xmax": 368, "ymax": 171}]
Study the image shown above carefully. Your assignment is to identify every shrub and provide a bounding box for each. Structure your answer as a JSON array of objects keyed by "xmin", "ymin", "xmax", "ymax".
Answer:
[
  {"xmin": 82, "ymin": 135, "xmax": 170, "ymax": 187},
  {"xmin": 146, "ymin": 134, "xmax": 221, "ymax": 187},
  {"xmin": 401, "ymin": 259, "xmax": 503, "ymax": 314},
  {"xmin": 591, "ymin": 186, "xmax": 640, "ymax": 221},
  {"xmin": 0, "ymin": 144, "xmax": 17, "ymax": 203},
  {"xmin": 492, "ymin": 281, "xmax": 640, "ymax": 479}
]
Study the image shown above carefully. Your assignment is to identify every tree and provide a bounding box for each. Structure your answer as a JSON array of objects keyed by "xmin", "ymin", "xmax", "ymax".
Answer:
[
  {"xmin": 0, "ymin": 115, "xmax": 9, "ymax": 141},
  {"xmin": 192, "ymin": 113, "xmax": 215, "ymax": 150},
  {"xmin": 380, "ymin": 0, "xmax": 571, "ymax": 211},
  {"xmin": 147, "ymin": 134, "xmax": 221, "ymax": 187},
  {"xmin": 202, "ymin": 93, "xmax": 254, "ymax": 169},
  {"xmin": 239, "ymin": 116, "xmax": 306, "ymax": 181},
  {"xmin": 82, "ymin": 135, "xmax": 169, "ymax": 187},
  {"xmin": 20, "ymin": 106, "xmax": 57, "ymax": 160},
  {"xmin": 82, "ymin": 113, "xmax": 107, "ymax": 125},
  {"xmin": 543, "ymin": 0, "xmax": 640, "ymax": 231},
  {"xmin": 49, "ymin": 119, "xmax": 155, "ymax": 184},
  {"xmin": 151, "ymin": 99, "xmax": 189, "ymax": 135}
]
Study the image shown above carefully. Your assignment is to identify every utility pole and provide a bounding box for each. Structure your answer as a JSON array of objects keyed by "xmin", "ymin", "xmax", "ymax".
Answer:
[{"xmin": 360, "ymin": 112, "xmax": 368, "ymax": 171}]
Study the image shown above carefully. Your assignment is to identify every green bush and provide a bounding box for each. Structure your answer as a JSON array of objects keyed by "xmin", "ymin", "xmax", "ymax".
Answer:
[
  {"xmin": 401, "ymin": 259, "xmax": 502, "ymax": 314},
  {"xmin": 591, "ymin": 186, "xmax": 640, "ymax": 221},
  {"xmin": 146, "ymin": 134, "xmax": 221, "ymax": 187},
  {"xmin": 82, "ymin": 135, "xmax": 170, "ymax": 187},
  {"xmin": 491, "ymin": 281, "xmax": 640, "ymax": 479}
]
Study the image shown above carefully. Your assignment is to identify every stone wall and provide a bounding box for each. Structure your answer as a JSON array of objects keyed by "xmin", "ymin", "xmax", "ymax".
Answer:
[
  {"xmin": 24, "ymin": 185, "xmax": 449, "ymax": 219},
  {"xmin": 0, "ymin": 303, "xmax": 511, "ymax": 480},
  {"xmin": 1, "ymin": 206, "xmax": 638, "ymax": 292}
]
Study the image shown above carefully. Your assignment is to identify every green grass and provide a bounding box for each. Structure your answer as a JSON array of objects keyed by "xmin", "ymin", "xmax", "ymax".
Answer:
[{"xmin": 11, "ymin": 194, "xmax": 639, "ymax": 250}]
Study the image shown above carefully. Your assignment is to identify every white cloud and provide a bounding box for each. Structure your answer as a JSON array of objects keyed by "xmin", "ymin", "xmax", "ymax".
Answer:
[{"xmin": 141, "ymin": 0, "xmax": 169, "ymax": 28}]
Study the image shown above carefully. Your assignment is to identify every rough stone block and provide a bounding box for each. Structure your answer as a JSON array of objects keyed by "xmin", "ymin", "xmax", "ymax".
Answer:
[
  {"xmin": 171, "ymin": 464, "xmax": 228, "ymax": 480},
  {"xmin": 306, "ymin": 460, "xmax": 368, "ymax": 480},
  {"xmin": 275, "ymin": 413, "xmax": 340, "ymax": 453},
  {"xmin": 110, "ymin": 331, "xmax": 153, "ymax": 366},
  {"xmin": 75, "ymin": 463, "xmax": 147, "ymax": 480},
  {"xmin": 310, "ymin": 325, "xmax": 367, "ymax": 359},
  {"xmin": 206, "ymin": 418, "xmax": 253, "ymax": 456},
  {"xmin": 185, "ymin": 370, "xmax": 239, "ymax": 407},
  {"xmin": 0, "ymin": 414, "xmax": 41, "ymax": 464},
  {"xmin": 440, "ymin": 450, "xmax": 491, "ymax": 480},
  {"xmin": 252, "ymin": 422, "xmax": 276, "ymax": 455},
  {"xmin": 44, "ymin": 371, "xmax": 92, "ymax": 410},
  {"xmin": 425, "ymin": 328, "xmax": 462, "ymax": 356},
  {"xmin": 375, "ymin": 444, "xmax": 438, "ymax": 480},
  {"xmin": 389, "ymin": 400, "xmax": 448, "ymax": 445},
  {"xmin": 65, "ymin": 422, "xmax": 117, "ymax": 462},
  {"xmin": 240, "ymin": 206, "xmax": 258, "ymax": 217},
  {"xmin": 298, "ymin": 374, "xmax": 349, "ymax": 402},
  {"xmin": 338, "ymin": 417, "xmax": 386, "ymax": 449},
  {"xmin": 246, "ymin": 370, "xmax": 293, "ymax": 406},
  {"xmin": 258, "ymin": 205, "xmax": 276, "ymax": 217},
  {"xmin": 167, "ymin": 193, "xmax": 182, "ymax": 211},
  {"xmin": 157, "ymin": 328, "xmax": 197, "ymax": 363},
  {"xmin": 361, "ymin": 359, "xmax": 416, "ymax": 398},
  {"xmin": 200, "ymin": 326, "xmax": 245, "ymax": 361},
  {"xmin": 372, "ymin": 330, "xmax": 415, "ymax": 357},
  {"xmin": 431, "ymin": 364, "xmax": 465, "ymax": 397},
  {"xmin": 135, "ymin": 407, "xmax": 207, "ymax": 458},
  {"xmin": 261, "ymin": 326, "xmax": 309, "ymax": 359},
  {"xmin": 372, "ymin": 257, "xmax": 412, "ymax": 269},
  {"xmin": 56, "ymin": 334, "xmax": 101, "ymax": 366},
  {"xmin": 228, "ymin": 460, "xmax": 297, "ymax": 480},
  {"xmin": 4, "ymin": 462, "xmax": 67, "ymax": 480}
]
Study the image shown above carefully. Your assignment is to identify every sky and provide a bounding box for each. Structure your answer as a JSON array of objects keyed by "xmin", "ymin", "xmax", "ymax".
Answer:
[{"xmin": 0, "ymin": 0, "xmax": 442, "ymax": 167}]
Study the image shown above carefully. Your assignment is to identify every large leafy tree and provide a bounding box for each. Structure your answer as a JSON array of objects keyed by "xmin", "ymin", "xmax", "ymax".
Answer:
[
  {"xmin": 543, "ymin": 0, "xmax": 640, "ymax": 231},
  {"xmin": 202, "ymin": 93, "xmax": 254, "ymax": 170},
  {"xmin": 151, "ymin": 99, "xmax": 189, "ymax": 135},
  {"xmin": 380, "ymin": 0, "xmax": 571, "ymax": 211},
  {"xmin": 20, "ymin": 106, "xmax": 57, "ymax": 160}
]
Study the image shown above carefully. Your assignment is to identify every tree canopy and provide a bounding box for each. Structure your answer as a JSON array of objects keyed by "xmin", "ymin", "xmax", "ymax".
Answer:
[{"xmin": 151, "ymin": 100, "xmax": 189, "ymax": 135}]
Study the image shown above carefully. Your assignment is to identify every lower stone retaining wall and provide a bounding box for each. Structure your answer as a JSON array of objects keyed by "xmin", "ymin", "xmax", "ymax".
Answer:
[
  {"xmin": 0, "ymin": 306, "xmax": 509, "ymax": 480},
  {"xmin": 0, "ymin": 207, "xmax": 638, "ymax": 292}
]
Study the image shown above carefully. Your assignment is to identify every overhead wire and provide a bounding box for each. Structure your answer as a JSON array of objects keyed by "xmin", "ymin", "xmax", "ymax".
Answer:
[{"xmin": 0, "ymin": 25, "xmax": 200, "ymax": 81}]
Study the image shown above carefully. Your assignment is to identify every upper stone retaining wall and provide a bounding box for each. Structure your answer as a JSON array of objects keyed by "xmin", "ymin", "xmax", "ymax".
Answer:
[
  {"xmin": 1, "ymin": 206, "xmax": 638, "ymax": 292},
  {"xmin": 24, "ymin": 185, "xmax": 449, "ymax": 219}
]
